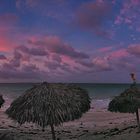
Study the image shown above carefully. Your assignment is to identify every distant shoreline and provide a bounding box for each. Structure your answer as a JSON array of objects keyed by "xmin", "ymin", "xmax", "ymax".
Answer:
[{"xmin": 0, "ymin": 82, "xmax": 138, "ymax": 84}]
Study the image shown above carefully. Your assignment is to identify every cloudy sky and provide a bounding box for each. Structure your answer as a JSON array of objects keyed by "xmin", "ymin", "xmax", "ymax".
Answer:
[{"xmin": 0, "ymin": 0, "xmax": 140, "ymax": 83}]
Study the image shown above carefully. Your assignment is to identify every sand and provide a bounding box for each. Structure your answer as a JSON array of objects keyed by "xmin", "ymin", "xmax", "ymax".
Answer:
[{"xmin": 0, "ymin": 103, "xmax": 140, "ymax": 140}]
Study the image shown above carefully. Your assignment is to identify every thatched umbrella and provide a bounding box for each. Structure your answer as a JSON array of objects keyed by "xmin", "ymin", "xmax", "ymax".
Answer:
[
  {"xmin": 6, "ymin": 82, "xmax": 90, "ymax": 140},
  {"xmin": 108, "ymin": 73, "xmax": 140, "ymax": 130},
  {"xmin": 0, "ymin": 95, "xmax": 5, "ymax": 108}
]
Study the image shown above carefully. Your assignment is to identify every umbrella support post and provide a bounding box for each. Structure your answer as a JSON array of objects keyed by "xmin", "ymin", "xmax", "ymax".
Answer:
[
  {"xmin": 136, "ymin": 109, "xmax": 140, "ymax": 131},
  {"xmin": 42, "ymin": 127, "xmax": 45, "ymax": 132},
  {"xmin": 50, "ymin": 124, "xmax": 56, "ymax": 140}
]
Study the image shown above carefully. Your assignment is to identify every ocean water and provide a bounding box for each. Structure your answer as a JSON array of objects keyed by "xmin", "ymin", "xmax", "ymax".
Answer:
[
  {"xmin": 0, "ymin": 83, "xmax": 139, "ymax": 110},
  {"xmin": 77, "ymin": 83, "xmax": 140, "ymax": 109}
]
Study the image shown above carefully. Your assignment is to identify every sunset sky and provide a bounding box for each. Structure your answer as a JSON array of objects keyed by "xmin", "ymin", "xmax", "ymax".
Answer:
[{"xmin": 0, "ymin": 0, "xmax": 140, "ymax": 83}]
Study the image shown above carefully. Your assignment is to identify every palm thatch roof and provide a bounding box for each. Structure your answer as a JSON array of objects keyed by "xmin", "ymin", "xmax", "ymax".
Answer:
[
  {"xmin": 0, "ymin": 95, "xmax": 5, "ymax": 108},
  {"xmin": 108, "ymin": 87, "xmax": 140, "ymax": 113},
  {"xmin": 6, "ymin": 82, "xmax": 90, "ymax": 127}
]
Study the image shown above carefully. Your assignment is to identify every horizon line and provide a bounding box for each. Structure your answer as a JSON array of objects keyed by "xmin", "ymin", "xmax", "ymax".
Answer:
[{"xmin": 0, "ymin": 82, "xmax": 138, "ymax": 84}]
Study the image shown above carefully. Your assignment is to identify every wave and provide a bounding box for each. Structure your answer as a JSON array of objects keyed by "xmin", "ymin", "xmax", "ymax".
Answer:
[{"xmin": 90, "ymin": 98, "xmax": 111, "ymax": 110}]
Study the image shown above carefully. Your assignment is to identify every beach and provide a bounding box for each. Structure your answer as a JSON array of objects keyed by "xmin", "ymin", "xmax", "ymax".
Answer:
[
  {"xmin": 0, "ymin": 99, "xmax": 140, "ymax": 140},
  {"xmin": 0, "ymin": 83, "xmax": 140, "ymax": 140},
  {"xmin": 1, "ymin": 0, "xmax": 140, "ymax": 138}
]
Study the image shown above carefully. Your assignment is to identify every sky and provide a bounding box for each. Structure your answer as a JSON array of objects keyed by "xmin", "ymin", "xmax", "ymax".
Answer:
[{"xmin": 0, "ymin": 0, "xmax": 140, "ymax": 83}]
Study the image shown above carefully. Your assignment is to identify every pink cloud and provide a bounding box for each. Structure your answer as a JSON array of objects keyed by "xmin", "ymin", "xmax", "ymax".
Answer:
[
  {"xmin": 0, "ymin": 36, "xmax": 15, "ymax": 52},
  {"xmin": 0, "ymin": 35, "xmax": 90, "ymax": 80},
  {"xmin": 108, "ymin": 49, "xmax": 129, "ymax": 60},
  {"xmin": 77, "ymin": 46, "xmax": 138, "ymax": 73},
  {"xmin": 114, "ymin": 16, "xmax": 123, "ymax": 25},
  {"xmin": 127, "ymin": 44, "xmax": 140, "ymax": 56},
  {"xmin": 92, "ymin": 57, "xmax": 112, "ymax": 71},
  {"xmin": 51, "ymin": 54, "xmax": 62, "ymax": 63},
  {"xmin": 2, "ymin": 32, "xmax": 139, "ymax": 82},
  {"xmin": 98, "ymin": 46, "xmax": 113, "ymax": 52},
  {"xmin": 114, "ymin": 0, "xmax": 140, "ymax": 31},
  {"xmin": 131, "ymin": 0, "xmax": 139, "ymax": 5}
]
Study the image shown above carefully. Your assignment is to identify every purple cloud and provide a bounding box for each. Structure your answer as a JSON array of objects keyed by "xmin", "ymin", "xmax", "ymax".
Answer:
[
  {"xmin": 76, "ymin": 0, "xmax": 113, "ymax": 37},
  {"xmin": 45, "ymin": 61, "xmax": 60, "ymax": 70},
  {"xmin": 76, "ymin": 60, "xmax": 94, "ymax": 68},
  {"xmin": 0, "ymin": 54, "xmax": 6, "ymax": 60},
  {"xmin": 45, "ymin": 59, "xmax": 73, "ymax": 74},
  {"xmin": 10, "ymin": 51, "xmax": 23, "ymax": 67},
  {"xmin": 51, "ymin": 54, "xmax": 62, "ymax": 63},
  {"xmin": 16, "ymin": 45, "xmax": 48, "ymax": 56},
  {"xmin": 0, "ymin": 62, "xmax": 44, "ymax": 80},
  {"xmin": 28, "ymin": 36, "xmax": 89, "ymax": 59}
]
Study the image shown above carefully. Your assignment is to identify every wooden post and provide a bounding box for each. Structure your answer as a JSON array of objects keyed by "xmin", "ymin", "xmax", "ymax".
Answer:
[
  {"xmin": 136, "ymin": 109, "xmax": 140, "ymax": 131},
  {"xmin": 42, "ymin": 120, "xmax": 45, "ymax": 132},
  {"xmin": 42, "ymin": 127, "xmax": 45, "ymax": 132},
  {"xmin": 50, "ymin": 124, "xmax": 56, "ymax": 140}
]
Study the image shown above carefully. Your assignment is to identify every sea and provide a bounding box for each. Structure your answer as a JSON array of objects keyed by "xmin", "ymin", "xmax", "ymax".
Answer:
[{"xmin": 0, "ymin": 83, "xmax": 140, "ymax": 110}]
